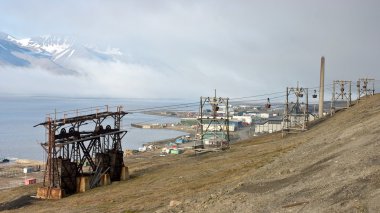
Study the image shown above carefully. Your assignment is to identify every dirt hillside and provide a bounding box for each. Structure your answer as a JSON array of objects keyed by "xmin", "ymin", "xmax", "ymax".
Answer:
[
  {"xmin": 0, "ymin": 95, "xmax": 379, "ymax": 213},
  {"xmin": 173, "ymin": 95, "xmax": 380, "ymax": 213}
]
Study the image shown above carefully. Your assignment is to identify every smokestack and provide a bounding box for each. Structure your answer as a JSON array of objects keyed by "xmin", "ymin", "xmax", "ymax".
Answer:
[{"xmin": 318, "ymin": 56, "xmax": 325, "ymax": 118}]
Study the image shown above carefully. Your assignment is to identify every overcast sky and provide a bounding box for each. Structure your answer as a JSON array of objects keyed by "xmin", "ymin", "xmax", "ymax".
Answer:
[{"xmin": 0, "ymin": 0, "xmax": 379, "ymax": 99}]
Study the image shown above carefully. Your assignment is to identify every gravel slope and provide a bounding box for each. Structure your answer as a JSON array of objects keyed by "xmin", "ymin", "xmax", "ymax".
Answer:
[
  {"xmin": 171, "ymin": 95, "xmax": 380, "ymax": 213},
  {"xmin": 0, "ymin": 95, "xmax": 379, "ymax": 213}
]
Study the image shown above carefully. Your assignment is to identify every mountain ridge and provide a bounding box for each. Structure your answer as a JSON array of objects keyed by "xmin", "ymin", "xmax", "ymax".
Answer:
[{"xmin": 0, "ymin": 32, "xmax": 121, "ymax": 74}]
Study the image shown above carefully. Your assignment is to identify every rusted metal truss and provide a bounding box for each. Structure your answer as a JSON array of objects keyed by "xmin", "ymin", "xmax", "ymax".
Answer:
[
  {"xmin": 357, "ymin": 78, "xmax": 375, "ymax": 99},
  {"xmin": 282, "ymin": 84, "xmax": 309, "ymax": 136},
  {"xmin": 34, "ymin": 105, "xmax": 127, "ymax": 197},
  {"xmin": 331, "ymin": 80, "xmax": 352, "ymax": 112},
  {"xmin": 196, "ymin": 91, "xmax": 230, "ymax": 150}
]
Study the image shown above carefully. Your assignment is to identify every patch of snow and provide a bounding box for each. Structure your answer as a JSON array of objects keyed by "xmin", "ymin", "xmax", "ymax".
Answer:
[
  {"xmin": 0, "ymin": 43, "xmax": 6, "ymax": 50},
  {"xmin": 42, "ymin": 43, "xmax": 70, "ymax": 54},
  {"xmin": 6, "ymin": 35, "xmax": 32, "ymax": 47},
  {"xmin": 17, "ymin": 38, "xmax": 32, "ymax": 46},
  {"xmin": 54, "ymin": 48, "xmax": 71, "ymax": 61},
  {"xmin": 68, "ymin": 49, "xmax": 75, "ymax": 58},
  {"xmin": 6, "ymin": 35, "xmax": 16, "ymax": 41}
]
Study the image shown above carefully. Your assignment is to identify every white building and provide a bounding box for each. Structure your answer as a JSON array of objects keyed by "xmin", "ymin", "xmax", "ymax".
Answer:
[
  {"xmin": 232, "ymin": 115, "xmax": 253, "ymax": 124},
  {"xmin": 254, "ymin": 117, "xmax": 283, "ymax": 134},
  {"xmin": 217, "ymin": 105, "xmax": 234, "ymax": 116}
]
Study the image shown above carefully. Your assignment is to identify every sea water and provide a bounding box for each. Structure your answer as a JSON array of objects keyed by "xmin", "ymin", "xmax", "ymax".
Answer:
[{"xmin": 0, "ymin": 96, "xmax": 194, "ymax": 161}]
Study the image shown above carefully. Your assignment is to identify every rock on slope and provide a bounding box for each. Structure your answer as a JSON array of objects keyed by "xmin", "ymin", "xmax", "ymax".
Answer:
[{"xmin": 176, "ymin": 95, "xmax": 380, "ymax": 213}]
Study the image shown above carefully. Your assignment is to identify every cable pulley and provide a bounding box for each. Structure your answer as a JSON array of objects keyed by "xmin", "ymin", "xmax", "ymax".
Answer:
[
  {"xmin": 312, "ymin": 90, "xmax": 317, "ymax": 98},
  {"xmin": 265, "ymin": 98, "xmax": 271, "ymax": 109}
]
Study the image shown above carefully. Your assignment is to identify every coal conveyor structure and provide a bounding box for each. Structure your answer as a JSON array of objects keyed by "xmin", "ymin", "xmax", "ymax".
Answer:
[{"xmin": 34, "ymin": 105, "xmax": 128, "ymax": 199}]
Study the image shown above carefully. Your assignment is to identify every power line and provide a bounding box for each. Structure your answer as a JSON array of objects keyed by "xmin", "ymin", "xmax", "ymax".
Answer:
[
  {"xmin": 127, "ymin": 102, "xmax": 199, "ymax": 113},
  {"xmin": 131, "ymin": 115, "xmax": 180, "ymax": 125},
  {"xmin": 124, "ymin": 83, "xmax": 337, "ymax": 113},
  {"xmin": 229, "ymin": 95, "xmax": 286, "ymax": 105},
  {"xmin": 229, "ymin": 91, "xmax": 284, "ymax": 100}
]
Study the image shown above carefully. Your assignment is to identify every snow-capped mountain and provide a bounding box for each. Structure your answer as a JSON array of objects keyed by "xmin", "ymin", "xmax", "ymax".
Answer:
[
  {"xmin": 0, "ymin": 32, "xmax": 122, "ymax": 75},
  {"xmin": 0, "ymin": 32, "xmax": 43, "ymax": 66}
]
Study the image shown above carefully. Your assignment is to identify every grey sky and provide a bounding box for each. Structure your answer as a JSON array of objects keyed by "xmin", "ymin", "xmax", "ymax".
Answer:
[{"xmin": 0, "ymin": 0, "xmax": 379, "ymax": 98}]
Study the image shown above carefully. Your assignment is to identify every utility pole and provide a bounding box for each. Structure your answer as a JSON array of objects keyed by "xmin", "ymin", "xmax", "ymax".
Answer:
[{"xmin": 318, "ymin": 56, "xmax": 325, "ymax": 118}]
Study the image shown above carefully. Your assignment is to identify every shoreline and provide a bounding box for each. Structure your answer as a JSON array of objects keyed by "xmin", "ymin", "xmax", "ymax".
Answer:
[
  {"xmin": 140, "ymin": 125, "xmax": 195, "ymax": 148},
  {"xmin": 0, "ymin": 159, "xmax": 44, "ymax": 166}
]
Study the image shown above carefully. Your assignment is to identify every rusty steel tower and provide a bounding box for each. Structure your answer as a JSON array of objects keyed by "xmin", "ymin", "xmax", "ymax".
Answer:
[
  {"xmin": 34, "ymin": 105, "xmax": 128, "ymax": 199},
  {"xmin": 282, "ymin": 83, "xmax": 309, "ymax": 137},
  {"xmin": 331, "ymin": 80, "xmax": 352, "ymax": 114},
  {"xmin": 357, "ymin": 78, "xmax": 375, "ymax": 100},
  {"xmin": 196, "ymin": 90, "xmax": 230, "ymax": 151}
]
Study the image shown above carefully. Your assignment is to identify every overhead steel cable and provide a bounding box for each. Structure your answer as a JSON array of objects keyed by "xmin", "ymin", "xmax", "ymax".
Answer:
[
  {"xmin": 126, "ymin": 85, "xmax": 335, "ymax": 113},
  {"xmin": 45, "ymin": 82, "xmax": 334, "ymax": 115},
  {"xmin": 229, "ymin": 83, "xmax": 334, "ymax": 101},
  {"xmin": 229, "ymin": 95, "xmax": 287, "ymax": 105},
  {"xmin": 127, "ymin": 102, "xmax": 199, "ymax": 113},
  {"xmin": 229, "ymin": 91, "xmax": 284, "ymax": 101},
  {"xmin": 132, "ymin": 115, "xmax": 180, "ymax": 125},
  {"xmin": 129, "ymin": 104, "xmax": 199, "ymax": 114}
]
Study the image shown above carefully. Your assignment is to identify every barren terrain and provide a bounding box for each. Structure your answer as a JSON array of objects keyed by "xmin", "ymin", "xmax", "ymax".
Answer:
[{"xmin": 0, "ymin": 95, "xmax": 379, "ymax": 213}]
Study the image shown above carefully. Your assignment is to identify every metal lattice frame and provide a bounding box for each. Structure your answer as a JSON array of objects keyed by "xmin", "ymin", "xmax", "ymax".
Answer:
[
  {"xmin": 282, "ymin": 84, "xmax": 309, "ymax": 137},
  {"xmin": 35, "ymin": 106, "xmax": 127, "ymax": 195},
  {"xmin": 357, "ymin": 78, "xmax": 375, "ymax": 100},
  {"xmin": 196, "ymin": 92, "xmax": 230, "ymax": 151},
  {"xmin": 331, "ymin": 80, "xmax": 352, "ymax": 113}
]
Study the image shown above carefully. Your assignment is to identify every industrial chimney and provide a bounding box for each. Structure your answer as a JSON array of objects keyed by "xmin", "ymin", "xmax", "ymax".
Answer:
[{"xmin": 318, "ymin": 56, "xmax": 325, "ymax": 118}]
